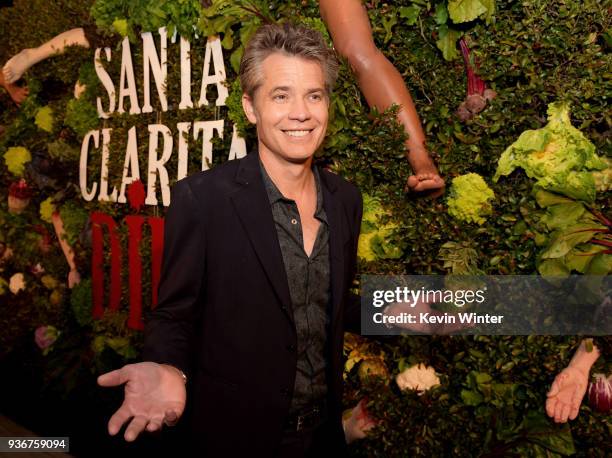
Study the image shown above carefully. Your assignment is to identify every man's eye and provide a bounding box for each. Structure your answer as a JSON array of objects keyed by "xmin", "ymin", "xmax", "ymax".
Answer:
[
  {"xmin": 309, "ymin": 93, "xmax": 323, "ymax": 101},
  {"xmin": 273, "ymin": 94, "xmax": 287, "ymax": 101}
]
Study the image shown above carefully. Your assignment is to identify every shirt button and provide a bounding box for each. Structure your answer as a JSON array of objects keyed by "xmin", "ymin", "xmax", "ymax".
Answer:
[{"xmin": 291, "ymin": 218, "xmax": 298, "ymax": 225}]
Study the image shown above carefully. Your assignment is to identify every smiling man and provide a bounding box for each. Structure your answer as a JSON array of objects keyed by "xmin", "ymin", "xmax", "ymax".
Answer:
[{"xmin": 98, "ymin": 23, "xmax": 364, "ymax": 457}]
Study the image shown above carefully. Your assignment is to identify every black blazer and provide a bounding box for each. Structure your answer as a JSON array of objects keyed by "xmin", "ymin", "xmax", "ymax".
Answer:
[{"xmin": 143, "ymin": 150, "xmax": 363, "ymax": 456}]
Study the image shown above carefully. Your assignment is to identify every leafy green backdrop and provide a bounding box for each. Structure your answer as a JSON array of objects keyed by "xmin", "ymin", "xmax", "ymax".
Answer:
[{"xmin": 0, "ymin": 0, "xmax": 610, "ymax": 456}]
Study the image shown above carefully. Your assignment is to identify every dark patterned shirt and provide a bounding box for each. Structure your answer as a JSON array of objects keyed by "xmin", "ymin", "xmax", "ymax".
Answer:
[{"xmin": 259, "ymin": 160, "xmax": 331, "ymax": 414}]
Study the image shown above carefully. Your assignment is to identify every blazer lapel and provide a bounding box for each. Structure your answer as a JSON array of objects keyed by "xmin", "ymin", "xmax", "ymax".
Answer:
[
  {"xmin": 230, "ymin": 151, "xmax": 295, "ymax": 325},
  {"xmin": 319, "ymin": 168, "xmax": 346, "ymax": 330}
]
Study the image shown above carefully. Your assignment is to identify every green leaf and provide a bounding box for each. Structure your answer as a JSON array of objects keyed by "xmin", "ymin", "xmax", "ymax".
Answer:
[
  {"xmin": 461, "ymin": 389, "xmax": 483, "ymax": 406},
  {"xmin": 586, "ymin": 252, "xmax": 612, "ymax": 275},
  {"xmin": 230, "ymin": 46, "xmax": 244, "ymax": 74},
  {"xmin": 221, "ymin": 30, "xmax": 234, "ymax": 49},
  {"xmin": 448, "ymin": 0, "xmax": 487, "ymax": 24},
  {"xmin": 434, "ymin": 3, "xmax": 449, "ymax": 24},
  {"xmin": 381, "ymin": 13, "xmax": 398, "ymax": 44},
  {"xmin": 539, "ymin": 203, "xmax": 585, "ymax": 231},
  {"xmin": 533, "ymin": 189, "xmax": 574, "ymax": 208},
  {"xmin": 537, "ymin": 258, "xmax": 570, "ymax": 277},
  {"xmin": 479, "ymin": 0, "xmax": 496, "ymax": 25},
  {"xmin": 564, "ymin": 246, "xmax": 599, "ymax": 273},
  {"xmin": 540, "ymin": 223, "xmax": 604, "ymax": 259},
  {"xmin": 436, "ymin": 25, "xmax": 461, "ymax": 61},
  {"xmin": 399, "ymin": 6, "xmax": 421, "ymax": 26},
  {"xmin": 522, "ymin": 412, "xmax": 576, "ymax": 455},
  {"xmin": 475, "ymin": 372, "xmax": 492, "ymax": 386}
]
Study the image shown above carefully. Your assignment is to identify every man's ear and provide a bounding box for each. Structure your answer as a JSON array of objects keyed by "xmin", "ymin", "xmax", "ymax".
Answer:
[{"xmin": 242, "ymin": 93, "xmax": 257, "ymax": 124}]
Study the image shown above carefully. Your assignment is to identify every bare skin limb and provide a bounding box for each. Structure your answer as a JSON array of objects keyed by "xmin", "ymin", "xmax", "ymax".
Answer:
[
  {"xmin": 384, "ymin": 298, "xmax": 475, "ymax": 334},
  {"xmin": 343, "ymin": 399, "xmax": 379, "ymax": 443},
  {"xmin": 0, "ymin": 70, "xmax": 28, "ymax": 106},
  {"xmin": 2, "ymin": 28, "xmax": 89, "ymax": 83},
  {"xmin": 546, "ymin": 339, "xmax": 601, "ymax": 423},
  {"xmin": 51, "ymin": 211, "xmax": 81, "ymax": 289},
  {"xmin": 97, "ymin": 362, "xmax": 186, "ymax": 441},
  {"xmin": 320, "ymin": 0, "xmax": 445, "ymax": 198}
]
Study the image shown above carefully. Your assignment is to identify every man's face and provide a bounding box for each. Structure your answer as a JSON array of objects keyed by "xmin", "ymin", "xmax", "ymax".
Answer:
[{"xmin": 242, "ymin": 53, "xmax": 329, "ymax": 165}]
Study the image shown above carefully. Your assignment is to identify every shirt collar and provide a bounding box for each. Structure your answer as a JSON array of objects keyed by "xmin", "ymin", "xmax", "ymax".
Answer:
[{"xmin": 259, "ymin": 159, "xmax": 327, "ymax": 222}]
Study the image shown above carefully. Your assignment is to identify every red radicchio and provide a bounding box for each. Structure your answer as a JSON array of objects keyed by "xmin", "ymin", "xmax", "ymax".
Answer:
[{"xmin": 588, "ymin": 373, "xmax": 612, "ymax": 413}]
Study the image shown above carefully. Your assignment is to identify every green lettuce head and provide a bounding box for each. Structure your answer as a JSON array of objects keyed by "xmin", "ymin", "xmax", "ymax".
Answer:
[
  {"xmin": 447, "ymin": 173, "xmax": 495, "ymax": 225},
  {"xmin": 494, "ymin": 102, "xmax": 607, "ymax": 202},
  {"xmin": 4, "ymin": 146, "xmax": 32, "ymax": 176},
  {"xmin": 35, "ymin": 106, "xmax": 54, "ymax": 133},
  {"xmin": 358, "ymin": 194, "xmax": 405, "ymax": 261}
]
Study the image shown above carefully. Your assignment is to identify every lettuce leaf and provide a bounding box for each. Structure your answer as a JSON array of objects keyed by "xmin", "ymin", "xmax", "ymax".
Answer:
[{"xmin": 494, "ymin": 102, "xmax": 607, "ymax": 203}]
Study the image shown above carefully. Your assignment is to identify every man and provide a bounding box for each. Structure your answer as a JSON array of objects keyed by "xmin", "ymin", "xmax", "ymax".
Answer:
[{"xmin": 98, "ymin": 23, "xmax": 364, "ymax": 456}]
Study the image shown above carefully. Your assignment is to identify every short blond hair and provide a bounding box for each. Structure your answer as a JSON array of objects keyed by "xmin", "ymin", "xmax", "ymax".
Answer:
[{"xmin": 239, "ymin": 22, "xmax": 339, "ymax": 98}]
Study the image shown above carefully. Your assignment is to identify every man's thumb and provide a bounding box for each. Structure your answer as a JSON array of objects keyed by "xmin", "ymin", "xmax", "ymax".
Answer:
[
  {"xmin": 97, "ymin": 367, "xmax": 129, "ymax": 387},
  {"xmin": 547, "ymin": 379, "xmax": 560, "ymax": 397}
]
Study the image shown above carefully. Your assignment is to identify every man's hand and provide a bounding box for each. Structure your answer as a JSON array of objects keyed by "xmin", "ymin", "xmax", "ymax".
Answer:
[
  {"xmin": 546, "ymin": 366, "xmax": 588, "ymax": 423},
  {"xmin": 343, "ymin": 399, "xmax": 378, "ymax": 444},
  {"xmin": 97, "ymin": 362, "xmax": 187, "ymax": 441},
  {"xmin": 385, "ymin": 298, "xmax": 474, "ymax": 334}
]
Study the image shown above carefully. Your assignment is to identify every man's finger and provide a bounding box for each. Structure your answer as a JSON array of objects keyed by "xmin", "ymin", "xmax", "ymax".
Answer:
[
  {"xmin": 146, "ymin": 415, "xmax": 164, "ymax": 433},
  {"xmin": 98, "ymin": 367, "xmax": 130, "ymax": 387},
  {"xmin": 559, "ymin": 404, "xmax": 570, "ymax": 423},
  {"xmin": 163, "ymin": 410, "xmax": 179, "ymax": 427},
  {"xmin": 124, "ymin": 415, "xmax": 148, "ymax": 442},
  {"xmin": 569, "ymin": 404, "xmax": 580, "ymax": 421},
  {"xmin": 554, "ymin": 402, "xmax": 566, "ymax": 423},
  {"xmin": 545, "ymin": 397, "xmax": 557, "ymax": 418},
  {"xmin": 108, "ymin": 405, "xmax": 134, "ymax": 436}
]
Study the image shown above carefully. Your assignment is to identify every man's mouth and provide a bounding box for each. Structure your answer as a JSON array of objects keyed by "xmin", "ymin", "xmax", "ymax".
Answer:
[{"xmin": 282, "ymin": 129, "xmax": 313, "ymax": 138}]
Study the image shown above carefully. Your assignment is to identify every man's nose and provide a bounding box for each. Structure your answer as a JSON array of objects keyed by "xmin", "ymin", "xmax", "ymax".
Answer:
[{"xmin": 288, "ymin": 97, "xmax": 310, "ymax": 121}]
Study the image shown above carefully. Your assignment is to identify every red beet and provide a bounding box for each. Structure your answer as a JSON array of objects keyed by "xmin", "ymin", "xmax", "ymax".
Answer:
[
  {"xmin": 456, "ymin": 102, "xmax": 472, "ymax": 121},
  {"xmin": 457, "ymin": 37, "xmax": 494, "ymax": 120},
  {"xmin": 465, "ymin": 94, "xmax": 487, "ymax": 114},
  {"xmin": 8, "ymin": 178, "xmax": 32, "ymax": 199}
]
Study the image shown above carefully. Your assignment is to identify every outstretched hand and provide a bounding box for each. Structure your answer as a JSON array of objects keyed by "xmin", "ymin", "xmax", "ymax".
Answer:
[
  {"xmin": 385, "ymin": 298, "xmax": 474, "ymax": 334},
  {"xmin": 97, "ymin": 362, "xmax": 187, "ymax": 441},
  {"xmin": 546, "ymin": 366, "xmax": 588, "ymax": 423},
  {"xmin": 343, "ymin": 399, "xmax": 378, "ymax": 444}
]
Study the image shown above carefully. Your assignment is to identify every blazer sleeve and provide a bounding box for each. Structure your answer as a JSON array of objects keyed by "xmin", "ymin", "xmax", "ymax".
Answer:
[
  {"xmin": 142, "ymin": 179, "xmax": 206, "ymax": 379},
  {"xmin": 343, "ymin": 186, "xmax": 363, "ymax": 334},
  {"xmin": 342, "ymin": 187, "xmax": 394, "ymax": 344}
]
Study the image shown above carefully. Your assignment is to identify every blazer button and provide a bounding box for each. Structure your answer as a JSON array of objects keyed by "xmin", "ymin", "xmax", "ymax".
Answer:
[
  {"xmin": 286, "ymin": 344, "xmax": 296, "ymax": 353},
  {"xmin": 280, "ymin": 388, "xmax": 290, "ymax": 396}
]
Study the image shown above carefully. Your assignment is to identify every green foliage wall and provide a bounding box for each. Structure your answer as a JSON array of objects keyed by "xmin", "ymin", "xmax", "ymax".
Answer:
[{"xmin": 0, "ymin": 0, "xmax": 609, "ymax": 456}]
